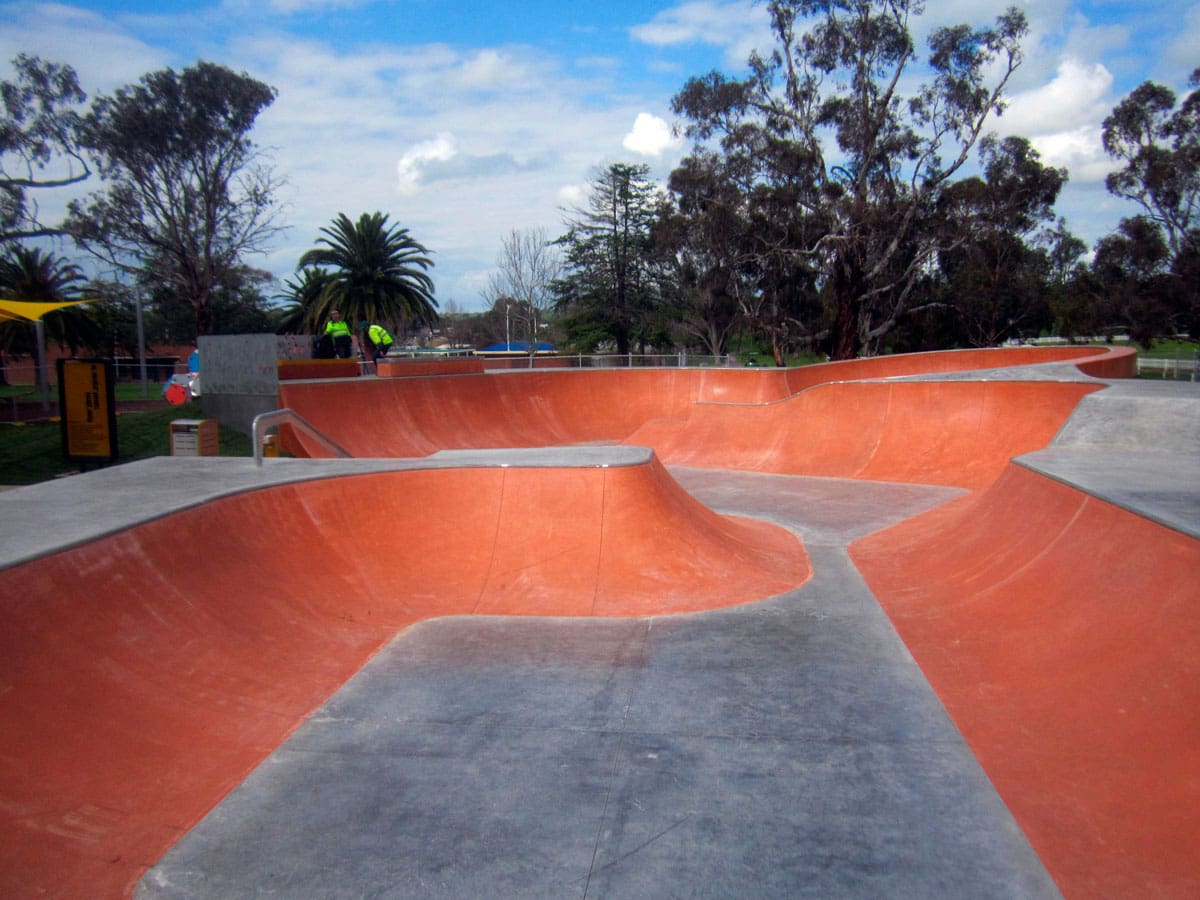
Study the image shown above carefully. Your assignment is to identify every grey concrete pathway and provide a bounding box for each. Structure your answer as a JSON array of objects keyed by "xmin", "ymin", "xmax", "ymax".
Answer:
[
  {"xmin": 1020, "ymin": 379, "xmax": 1200, "ymax": 538},
  {"xmin": 138, "ymin": 471, "xmax": 1058, "ymax": 899}
]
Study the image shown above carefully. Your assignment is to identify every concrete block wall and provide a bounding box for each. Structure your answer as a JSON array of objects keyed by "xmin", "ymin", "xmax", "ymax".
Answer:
[{"xmin": 199, "ymin": 335, "xmax": 311, "ymax": 436}]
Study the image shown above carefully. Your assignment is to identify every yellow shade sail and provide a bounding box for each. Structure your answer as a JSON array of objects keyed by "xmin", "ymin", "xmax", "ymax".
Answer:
[{"xmin": 0, "ymin": 298, "xmax": 90, "ymax": 322}]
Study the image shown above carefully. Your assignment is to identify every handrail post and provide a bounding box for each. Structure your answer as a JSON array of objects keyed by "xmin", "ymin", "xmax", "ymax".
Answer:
[{"xmin": 252, "ymin": 408, "xmax": 353, "ymax": 466}]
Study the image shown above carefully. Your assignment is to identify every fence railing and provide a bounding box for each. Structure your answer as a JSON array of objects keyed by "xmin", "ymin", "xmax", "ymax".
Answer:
[
  {"xmin": 1137, "ymin": 356, "xmax": 1199, "ymax": 381},
  {"xmin": 473, "ymin": 352, "xmax": 735, "ymax": 369}
]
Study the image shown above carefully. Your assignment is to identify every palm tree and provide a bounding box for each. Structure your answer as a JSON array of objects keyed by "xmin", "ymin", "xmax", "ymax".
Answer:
[
  {"xmin": 298, "ymin": 212, "xmax": 437, "ymax": 338},
  {"xmin": 0, "ymin": 247, "xmax": 96, "ymax": 390},
  {"xmin": 272, "ymin": 267, "xmax": 332, "ymax": 334}
]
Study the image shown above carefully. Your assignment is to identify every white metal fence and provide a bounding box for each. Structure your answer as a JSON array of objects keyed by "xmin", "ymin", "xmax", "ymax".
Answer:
[
  {"xmin": 565, "ymin": 353, "xmax": 734, "ymax": 368},
  {"xmin": 1137, "ymin": 356, "xmax": 1199, "ymax": 381}
]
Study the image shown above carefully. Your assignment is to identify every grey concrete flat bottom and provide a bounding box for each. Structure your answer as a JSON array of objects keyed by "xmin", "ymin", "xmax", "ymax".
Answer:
[{"xmin": 138, "ymin": 472, "xmax": 1058, "ymax": 899}]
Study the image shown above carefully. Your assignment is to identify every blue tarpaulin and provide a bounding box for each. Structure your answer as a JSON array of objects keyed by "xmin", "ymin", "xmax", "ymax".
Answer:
[{"xmin": 478, "ymin": 341, "xmax": 557, "ymax": 353}]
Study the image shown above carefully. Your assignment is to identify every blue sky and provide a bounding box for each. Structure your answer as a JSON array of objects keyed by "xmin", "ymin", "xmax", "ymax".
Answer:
[{"xmin": 2, "ymin": 0, "xmax": 1198, "ymax": 311}]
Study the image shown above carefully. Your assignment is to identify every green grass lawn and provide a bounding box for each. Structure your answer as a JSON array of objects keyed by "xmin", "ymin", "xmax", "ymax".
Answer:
[
  {"xmin": 0, "ymin": 381, "xmax": 168, "ymax": 401},
  {"xmin": 0, "ymin": 400, "xmax": 252, "ymax": 486},
  {"xmin": 1132, "ymin": 338, "xmax": 1198, "ymax": 360}
]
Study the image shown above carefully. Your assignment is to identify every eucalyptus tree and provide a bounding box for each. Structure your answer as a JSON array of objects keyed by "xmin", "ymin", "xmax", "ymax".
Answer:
[
  {"xmin": 1, "ymin": 55, "xmax": 89, "ymax": 244},
  {"xmin": 657, "ymin": 155, "xmax": 749, "ymax": 358},
  {"xmin": 1101, "ymin": 68, "xmax": 1200, "ymax": 337},
  {"xmin": 67, "ymin": 61, "xmax": 283, "ymax": 339},
  {"xmin": 664, "ymin": 149, "xmax": 822, "ymax": 363},
  {"xmin": 672, "ymin": 0, "xmax": 1029, "ymax": 359},
  {"xmin": 298, "ymin": 211, "xmax": 437, "ymax": 333},
  {"xmin": 1089, "ymin": 217, "xmax": 1178, "ymax": 346},
  {"xmin": 936, "ymin": 136, "xmax": 1068, "ymax": 346}
]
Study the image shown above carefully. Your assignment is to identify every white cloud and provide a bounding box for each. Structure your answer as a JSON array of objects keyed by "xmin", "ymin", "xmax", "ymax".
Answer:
[
  {"xmin": 1166, "ymin": 5, "xmax": 1200, "ymax": 77},
  {"xmin": 557, "ymin": 183, "xmax": 588, "ymax": 209},
  {"xmin": 234, "ymin": 29, "xmax": 653, "ymax": 305},
  {"xmin": 1030, "ymin": 126, "xmax": 1115, "ymax": 183},
  {"xmin": 1000, "ymin": 58, "xmax": 1113, "ymax": 135},
  {"xmin": 623, "ymin": 113, "xmax": 681, "ymax": 157},
  {"xmin": 991, "ymin": 58, "xmax": 1118, "ymax": 182},
  {"xmin": 0, "ymin": 3, "xmax": 166, "ymax": 91},
  {"xmin": 271, "ymin": 0, "xmax": 360, "ymax": 9},
  {"xmin": 630, "ymin": 1, "xmax": 772, "ymax": 66},
  {"xmin": 396, "ymin": 133, "xmax": 458, "ymax": 196},
  {"xmin": 221, "ymin": 0, "xmax": 367, "ymax": 12}
]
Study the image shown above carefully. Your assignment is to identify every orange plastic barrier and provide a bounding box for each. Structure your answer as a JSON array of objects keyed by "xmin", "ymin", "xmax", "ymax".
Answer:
[
  {"xmin": 0, "ymin": 460, "xmax": 808, "ymax": 898},
  {"xmin": 851, "ymin": 464, "xmax": 1200, "ymax": 898}
]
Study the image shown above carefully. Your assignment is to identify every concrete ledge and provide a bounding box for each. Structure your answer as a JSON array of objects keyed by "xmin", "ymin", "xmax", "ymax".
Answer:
[
  {"xmin": 278, "ymin": 359, "xmax": 361, "ymax": 380},
  {"xmin": 376, "ymin": 357, "xmax": 484, "ymax": 377},
  {"xmin": 0, "ymin": 448, "xmax": 659, "ymax": 569}
]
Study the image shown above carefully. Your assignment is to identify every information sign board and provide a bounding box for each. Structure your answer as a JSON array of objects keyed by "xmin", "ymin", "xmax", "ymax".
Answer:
[{"xmin": 57, "ymin": 358, "xmax": 118, "ymax": 464}]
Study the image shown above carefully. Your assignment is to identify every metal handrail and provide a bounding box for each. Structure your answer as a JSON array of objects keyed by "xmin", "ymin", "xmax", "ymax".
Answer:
[{"xmin": 252, "ymin": 408, "xmax": 352, "ymax": 466}]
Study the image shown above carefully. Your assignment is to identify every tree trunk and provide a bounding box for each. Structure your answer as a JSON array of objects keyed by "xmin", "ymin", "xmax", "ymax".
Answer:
[
  {"xmin": 194, "ymin": 298, "xmax": 213, "ymax": 339},
  {"xmin": 830, "ymin": 256, "xmax": 867, "ymax": 360},
  {"xmin": 830, "ymin": 290, "xmax": 863, "ymax": 360}
]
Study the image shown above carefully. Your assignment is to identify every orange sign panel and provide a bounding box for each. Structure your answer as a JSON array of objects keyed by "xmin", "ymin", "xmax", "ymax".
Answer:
[{"xmin": 58, "ymin": 358, "xmax": 118, "ymax": 461}]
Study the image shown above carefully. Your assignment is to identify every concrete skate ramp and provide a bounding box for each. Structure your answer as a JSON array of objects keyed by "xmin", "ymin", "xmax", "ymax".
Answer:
[
  {"xmin": 0, "ymin": 457, "xmax": 809, "ymax": 898},
  {"xmin": 629, "ymin": 380, "xmax": 1101, "ymax": 488},
  {"xmin": 279, "ymin": 360, "xmax": 1111, "ymax": 489},
  {"xmin": 851, "ymin": 463, "xmax": 1200, "ymax": 897},
  {"xmin": 6, "ymin": 344, "xmax": 1184, "ymax": 898},
  {"xmin": 778, "ymin": 344, "xmax": 1135, "ymax": 388}
]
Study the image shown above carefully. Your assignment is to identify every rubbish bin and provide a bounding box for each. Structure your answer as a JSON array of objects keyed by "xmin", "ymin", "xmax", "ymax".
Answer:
[{"xmin": 169, "ymin": 419, "xmax": 219, "ymax": 456}]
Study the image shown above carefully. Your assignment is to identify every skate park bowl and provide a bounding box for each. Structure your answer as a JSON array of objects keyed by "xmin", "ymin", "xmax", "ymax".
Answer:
[{"xmin": 1, "ymin": 344, "xmax": 1198, "ymax": 898}]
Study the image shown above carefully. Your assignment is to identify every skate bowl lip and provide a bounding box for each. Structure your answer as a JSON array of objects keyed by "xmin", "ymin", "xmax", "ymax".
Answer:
[
  {"xmin": 0, "ymin": 447, "xmax": 657, "ymax": 572},
  {"xmin": 274, "ymin": 349, "xmax": 1122, "ymax": 492}
]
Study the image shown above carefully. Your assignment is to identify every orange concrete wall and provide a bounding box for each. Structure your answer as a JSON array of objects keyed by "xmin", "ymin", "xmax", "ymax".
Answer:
[
  {"xmin": 281, "ymin": 372, "xmax": 1100, "ymax": 490},
  {"xmin": 850, "ymin": 464, "xmax": 1200, "ymax": 898},
  {"xmin": 781, "ymin": 345, "xmax": 1131, "ymax": 392},
  {"xmin": 375, "ymin": 357, "xmax": 485, "ymax": 377},
  {"xmin": 1073, "ymin": 345, "xmax": 1137, "ymax": 378},
  {"xmin": 635, "ymin": 381, "xmax": 1101, "ymax": 488},
  {"xmin": 0, "ymin": 460, "xmax": 808, "ymax": 898},
  {"xmin": 279, "ymin": 369, "xmax": 706, "ymax": 457},
  {"xmin": 277, "ymin": 359, "xmax": 360, "ymax": 380}
]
